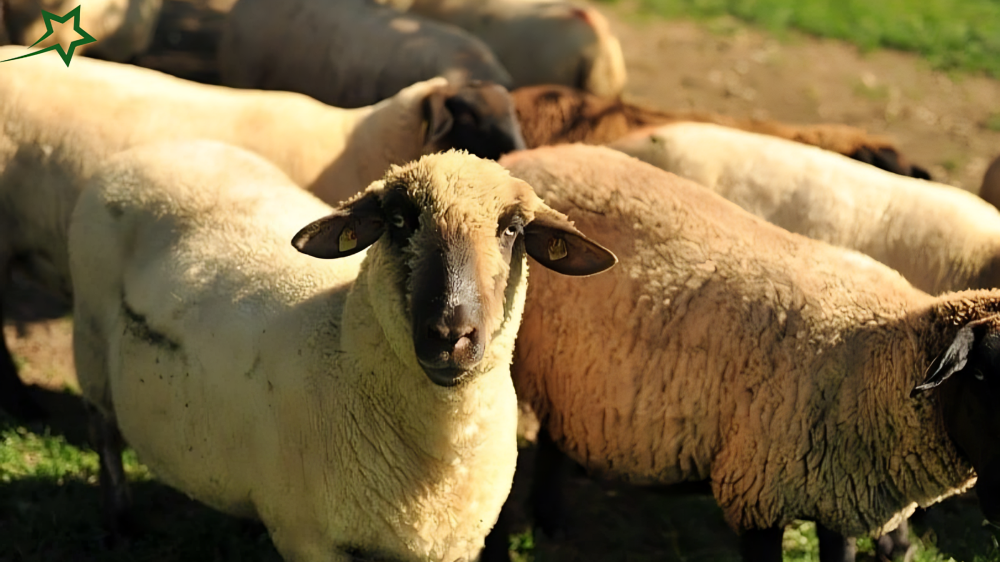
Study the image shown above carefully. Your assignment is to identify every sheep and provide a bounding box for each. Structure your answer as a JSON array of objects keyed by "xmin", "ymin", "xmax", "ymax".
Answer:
[
  {"xmin": 67, "ymin": 141, "xmax": 617, "ymax": 560},
  {"xmin": 980, "ymin": 154, "xmax": 1000, "ymax": 211},
  {"xmin": 218, "ymin": 0, "xmax": 513, "ymax": 109},
  {"xmin": 513, "ymin": 84, "xmax": 931, "ymax": 179},
  {"xmin": 384, "ymin": 0, "xmax": 627, "ymax": 97},
  {"xmin": 608, "ymin": 122, "xmax": 1000, "ymax": 298},
  {"xmin": 0, "ymin": 46, "xmax": 526, "ymax": 419},
  {"xmin": 3, "ymin": 0, "xmax": 163, "ymax": 62},
  {"xmin": 486, "ymin": 144, "xmax": 1000, "ymax": 562}
]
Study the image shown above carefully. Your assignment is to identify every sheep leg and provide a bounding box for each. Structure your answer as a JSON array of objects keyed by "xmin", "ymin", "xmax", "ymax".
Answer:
[
  {"xmin": 816, "ymin": 523, "xmax": 857, "ymax": 562},
  {"xmin": 0, "ymin": 253, "xmax": 46, "ymax": 421},
  {"xmin": 479, "ymin": 501, "xmax": 512, "ymax": 562},
  {"xmin": 86, "ymin": 402, "xmax": 133, "ymax": 545},
  {"xmin": 738, "ymin": 526, "xmax": 783, "ymax": 562},
  {"xmin": 530, "ymin": 427, "xmax": 571, "ymax": 538},
  {"xmin": 876, "ymin": 519, "xmax": 913, "ymax": 561}
]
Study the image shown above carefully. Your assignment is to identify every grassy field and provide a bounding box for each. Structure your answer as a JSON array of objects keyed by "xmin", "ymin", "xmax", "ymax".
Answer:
[
  {"xmin": 610, "ymin": 0, "xmax": 1000, "ymax": 79},
  {"xmin": 3, "ymin": 399, "xmax": 1000, "ymax": 562}
]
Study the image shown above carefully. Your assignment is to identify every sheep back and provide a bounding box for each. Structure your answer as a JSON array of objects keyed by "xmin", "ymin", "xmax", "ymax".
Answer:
[
  {"xmin": 218, "ymin": 0, "xmax": 512, "ymax": 108},
  {"xmin": 610, "ymin": 122, "xmax": 1000, "ymax": 295}
]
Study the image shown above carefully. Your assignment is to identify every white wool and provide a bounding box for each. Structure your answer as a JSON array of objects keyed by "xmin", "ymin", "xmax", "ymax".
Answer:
[
  {"xmin": 610, "ymin": 122, "xmax": 1000, "ymax": 295},
  {"xmin": 0, "ymin": 45, "xmax": 445, "ymax": 300},
  {"xmin": 396, "ymin": 0, "xmax": 627, "ymax": 95},
  {"xmin": 69, "ymin": 141, "xmax": 524, "ymax": 561}
]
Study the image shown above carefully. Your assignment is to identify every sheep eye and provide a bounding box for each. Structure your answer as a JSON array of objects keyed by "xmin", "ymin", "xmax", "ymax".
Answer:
[
  {"xmin": 503, "ymin": 225, "xmax": 517, "ymax": 237},
  {"xmin": 391, "ymin": 214, "xmax": 406, "ymax": 229}
]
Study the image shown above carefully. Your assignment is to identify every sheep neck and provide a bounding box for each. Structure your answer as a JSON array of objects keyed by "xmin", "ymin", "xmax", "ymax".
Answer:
[
  {"xmin": 326, "ymin": 244, "xmax": 524, "ymax": 559},
  {"xmin": 805, "ymin": 294, "xmax": 1000, "ymax": 536}
]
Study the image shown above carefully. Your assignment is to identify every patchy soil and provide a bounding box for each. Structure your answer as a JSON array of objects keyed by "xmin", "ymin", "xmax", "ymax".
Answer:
[
  {"xmin": 4, "ymin": 0, "xmax": 1000, "ymax": 560},
  {"xmin": 605, "ymin": 2, "xmax": 1000, "ymax": 191}
]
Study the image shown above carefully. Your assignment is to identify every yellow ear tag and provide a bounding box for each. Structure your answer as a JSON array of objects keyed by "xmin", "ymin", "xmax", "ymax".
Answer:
[
  {"xmin": 339, "ymin": 225, "xmax": 358, "ymax": 252},
  {"xmin": 548, "ymin": 237, "xmax": 568, "ymax": 261}
]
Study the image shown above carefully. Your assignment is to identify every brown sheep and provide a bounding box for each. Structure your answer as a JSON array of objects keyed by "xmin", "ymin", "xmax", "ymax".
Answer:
[
  {"xmin": 512, "ymin": 85, "xmax": 931, "ymax": 179},
  {"xmin": 483, "ymin": 144, "xmax": 1000, "ymax": 562}
]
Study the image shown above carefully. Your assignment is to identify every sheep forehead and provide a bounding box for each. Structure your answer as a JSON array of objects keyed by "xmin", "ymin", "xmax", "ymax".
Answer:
[{"xmin": 387, "ymin": 151, "xmax": 539, "ymax": 237}]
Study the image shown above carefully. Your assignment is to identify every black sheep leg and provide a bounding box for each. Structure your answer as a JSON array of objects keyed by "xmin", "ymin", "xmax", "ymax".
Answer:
[
  {"xmin": 817, "ymin": 522, "xmax": 857, "ymax": 562},
  {"xmin": 0, "ymin": 263, "xmax": 46, "ymax": 420},
  {"xmin": 531, "ymin": 427, "xmax": 572, "ymax": 538},
  {"xmin": 876, "ymin": 519, "xmax": 912, "ymax": 561},
  {"xmin": 86, "ymin": 402, "xmax": 133, "ymax": 545},
  {"xmin": 479, "ymin": 498, "xmax": 513, "ymax": 562},
  {"xmin": 739, "ymin": 526, "xmax": 784, "ymax": 562}
]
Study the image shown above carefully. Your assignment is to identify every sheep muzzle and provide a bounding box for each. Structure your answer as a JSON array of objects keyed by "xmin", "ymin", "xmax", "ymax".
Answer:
[{"xmin": 410, "ymin": 241, "xmax": 490, "ymax": 386}]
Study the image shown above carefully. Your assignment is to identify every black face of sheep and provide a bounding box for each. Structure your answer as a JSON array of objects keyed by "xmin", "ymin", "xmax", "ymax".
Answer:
[
  {"xmin": 422, "ymin": 81, "xmax": 528, "ymax": 161},
  {"xmin": 291, "ymin": 154, "xmax": 616, "ymax": 387},
  {"xmin": 913, "ymin": 315, "xmax": 1000, "ymax": 524}
]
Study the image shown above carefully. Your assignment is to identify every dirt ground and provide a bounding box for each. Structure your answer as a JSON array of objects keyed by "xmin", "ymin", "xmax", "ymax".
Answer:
[{"xmin": 5, "ymin": 0, "xmax": 1000, "ymax": 560}]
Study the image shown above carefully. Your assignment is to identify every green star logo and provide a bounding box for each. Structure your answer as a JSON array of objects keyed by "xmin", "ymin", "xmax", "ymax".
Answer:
[{"xmin": 0, "ymin": 5, "xmax": 96, "ymax": 67}]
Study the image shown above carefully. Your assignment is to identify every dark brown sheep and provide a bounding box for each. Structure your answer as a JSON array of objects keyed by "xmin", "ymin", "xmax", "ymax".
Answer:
[{"xmin": 512, "ymin": 85, "xmax": 931, "ymax": 179}]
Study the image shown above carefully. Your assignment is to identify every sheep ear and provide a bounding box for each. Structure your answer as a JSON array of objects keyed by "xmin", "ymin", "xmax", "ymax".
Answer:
[
  {"xmin": 912, "ymin": 324, "xmax": 978, "ymax": 397},
  {"xmin": 524, "ymin": 210, "xmax": 617, "ymax": 276},
  {"xmin": 421, "ymin": 88, "xmax": 454, "ymax": 149},
  {"xmin": 292, "ymin": 192, "xmax": 384, "ymax": 259}
]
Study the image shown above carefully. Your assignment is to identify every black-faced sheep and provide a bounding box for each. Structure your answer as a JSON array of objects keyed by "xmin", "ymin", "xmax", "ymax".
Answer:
[
  {"xmin": 387, "ymin": 0, "xmax": 627, "ymax": 96},
  {"xmin": 512, "ymin": 84, "xmax": 931, "ymax": 179},
  {"xmin": 610, "ymin": 122, "xmax": 999, "ymax": 297},
  {"xmin": 486, "ymin": 144, "xmax": 1000, "ymax": 562},
  {"xmin": 67, "ymin": 141, "xmax": 616, "ymax": 560},
  {"xmin": 0, "ymin": 47, "xmax": 525, "ymax": 420},
  {"xmin": 218, "ymin": 0, "xmax": 513, "ymax": 108}
]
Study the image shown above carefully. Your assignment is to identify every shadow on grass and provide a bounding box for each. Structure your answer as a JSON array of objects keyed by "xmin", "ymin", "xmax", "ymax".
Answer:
[
  {"xmin": 0, "ymin": 475, "xmax": 281, "ymax": 562},
  {"xmin": 0, "ymin": 407, "xmax": 281, "ymax": 562},
  {"xmin": 505, "ymin": 442, "xmax": 1000, "ymax": 562}
]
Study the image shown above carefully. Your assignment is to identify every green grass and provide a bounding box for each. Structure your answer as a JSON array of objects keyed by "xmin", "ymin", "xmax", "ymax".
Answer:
[
  {"xmin": 0, "ymin": 416, "xmax": 282, "ymax": 562},
  {"xmin": 603, "ymin": 0, "xmax": 1000, "ymax": 79},
  {"xmin": 3, "ymin": 412, "xmax": 998, "ymax": 561},
  {"xmin": 986, "ymin": 113, "xmax": 1000, "ymax": 132}
]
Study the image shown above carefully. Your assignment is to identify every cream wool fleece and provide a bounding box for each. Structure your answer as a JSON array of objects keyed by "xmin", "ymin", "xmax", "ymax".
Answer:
[
  {"xmin": 69, "ymin": 144, "xmax": 531, "ymax": 561},
  {"xmin": 0, "ymin": 45, "xmax": 447, "ymax": 297}
]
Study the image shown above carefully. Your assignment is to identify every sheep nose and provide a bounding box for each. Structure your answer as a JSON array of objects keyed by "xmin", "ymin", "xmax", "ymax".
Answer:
[
  {"xmin": 416, "ymin": 305, "xmax": 485, "ymax": 386},
  {"xmin": 425, "ymin": 305, "xmax": 478, "ymax": 356}
]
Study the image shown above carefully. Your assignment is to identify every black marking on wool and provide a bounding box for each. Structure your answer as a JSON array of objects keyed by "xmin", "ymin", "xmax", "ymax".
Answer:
[
  {"xmin": 341, "ymin": 544, "xmax": 407, "ymax": 561},
  {"xmin": 122, "ymin": 301, "xmax": 181, "ymax": 352}
]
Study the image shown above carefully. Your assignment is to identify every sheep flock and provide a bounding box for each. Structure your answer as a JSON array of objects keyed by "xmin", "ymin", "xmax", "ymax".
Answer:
[{"xmin": 1, "ymin": 1, "xmax": 999, "ymax": 562}]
